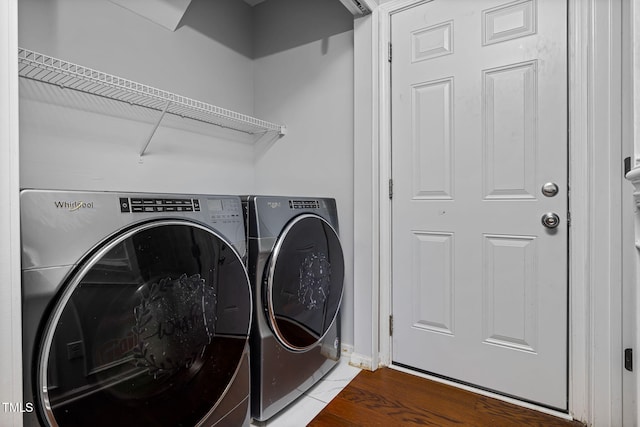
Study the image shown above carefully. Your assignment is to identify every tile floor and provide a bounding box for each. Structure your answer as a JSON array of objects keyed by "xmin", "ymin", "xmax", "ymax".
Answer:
[{"xmin": 250, "ymin": 359, "xmax": 361, "ymax": 427}]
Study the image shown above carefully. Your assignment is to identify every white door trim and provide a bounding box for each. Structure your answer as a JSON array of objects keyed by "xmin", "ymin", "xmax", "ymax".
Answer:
[
  {"xmin": 0, "ymin": 0, "xmax": 23, "ymax": 425},
  {"xmin": 366, "ymin": 0, "xmax": 623, "ymax": 424},
  {"xmin": 624, "ymin": 2, "xmax": 640, "ymax": 424}
]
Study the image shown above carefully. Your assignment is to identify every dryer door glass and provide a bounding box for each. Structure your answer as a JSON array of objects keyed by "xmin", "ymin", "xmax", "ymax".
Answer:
[
  {"xmin": 36, "ymin": 221, "xmax": 251, "ymax": 427},
  {"xmin": 266, "ymin": 214, "xmax": 344, "ymax": 351}
]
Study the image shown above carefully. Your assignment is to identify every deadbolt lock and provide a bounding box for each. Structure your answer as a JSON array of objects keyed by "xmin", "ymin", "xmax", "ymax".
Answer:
[{"xmin": 541, "ymin": 212, "xmax": 560, "ymax": 229}]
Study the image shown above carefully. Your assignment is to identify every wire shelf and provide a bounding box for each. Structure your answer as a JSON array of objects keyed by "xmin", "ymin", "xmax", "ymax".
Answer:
[{"xmin": 18, "ymin": 47, "xmax": 286, "ymax": 138}]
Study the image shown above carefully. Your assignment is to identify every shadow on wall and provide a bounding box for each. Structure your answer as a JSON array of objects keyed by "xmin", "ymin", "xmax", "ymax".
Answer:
[
  {"xmin": 178, "ymin": 0, "xmax": 254, "ymax": 58},
  {"xmin": 179, "ymin": 0, "xmax": 353, "ymax": 59}
]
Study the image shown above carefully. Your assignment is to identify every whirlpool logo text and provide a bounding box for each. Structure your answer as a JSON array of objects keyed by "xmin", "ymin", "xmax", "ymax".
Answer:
[{"xmin": 54, "ymin": 201, "xmax": 95, "ymax": 211}]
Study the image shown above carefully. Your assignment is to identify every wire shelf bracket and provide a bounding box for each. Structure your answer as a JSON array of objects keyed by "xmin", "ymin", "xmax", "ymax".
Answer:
[{"xmin": 18, "ymin": 47, "xmax": 287, "ymax": 156}]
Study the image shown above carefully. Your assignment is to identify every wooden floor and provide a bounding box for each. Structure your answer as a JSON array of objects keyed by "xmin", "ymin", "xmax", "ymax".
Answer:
[{"xmin": 309, "ymin": 368, "xmax": 585, "ymax": 427}]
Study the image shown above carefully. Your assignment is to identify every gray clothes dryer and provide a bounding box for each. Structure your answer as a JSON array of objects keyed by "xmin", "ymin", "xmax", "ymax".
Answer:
[
  {"xmin": 242, "ymin": 196, "xmax": 344, "ymax": 422},
  {"xmin": 21, "ymin": 190, "xmax": 252, "ymax": 427}
]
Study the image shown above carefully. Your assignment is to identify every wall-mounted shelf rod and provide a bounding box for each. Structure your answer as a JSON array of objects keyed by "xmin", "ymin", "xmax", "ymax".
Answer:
[{"xmin": 17, "ymin": 48, "xmax": 287, "ymax": 149}]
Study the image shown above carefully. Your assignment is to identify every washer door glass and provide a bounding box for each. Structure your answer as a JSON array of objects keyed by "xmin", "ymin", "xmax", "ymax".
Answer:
[
  {"xmin": 265, "ymin": 214, "xmax": 344, "ymax": 351},
  {"xmin": 37, "ymin": 221, "xmax": 251, "ymax": 427}
]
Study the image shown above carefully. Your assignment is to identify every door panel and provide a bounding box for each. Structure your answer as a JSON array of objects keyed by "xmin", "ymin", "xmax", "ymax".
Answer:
[
  {"xmin": 391, "ymin": 0, "xmax": 568, "ymax": 409},
  {"xmin": 483, "ymin": 61, "xmax": 538, "ymax": 199}
]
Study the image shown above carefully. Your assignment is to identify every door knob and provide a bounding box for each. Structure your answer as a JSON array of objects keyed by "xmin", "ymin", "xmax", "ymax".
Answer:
[
  {"xmin": 541, "ymin": 182, "xmax": 559, "ymax": 197},
  {"xmin": 541, "ymin": 212, "xmax": 560, "ymax": 229}
]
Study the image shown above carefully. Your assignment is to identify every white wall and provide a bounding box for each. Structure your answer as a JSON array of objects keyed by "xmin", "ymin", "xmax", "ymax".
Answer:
[
  {"xmin": 252, "ymin": 0, "xmax": 356, "ymax": 346},
  {"xmin": 18, "ymin": 0, "xmax": 358, "ymax": 349},
  {"xmin": 19, "ymin": 0, "xmax": 254, "ymax": 112},
  {"xmin": 19, "ymin": 0, "xmax": 257, "ymax": 194}
]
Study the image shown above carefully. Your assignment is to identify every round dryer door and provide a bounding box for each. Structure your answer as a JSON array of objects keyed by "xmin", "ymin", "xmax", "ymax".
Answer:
[
  {"xmin": 265, "ymin": 214, "xmax": 344, "ymax": 352},
  {"xmin": 35, "ymin": 221, "xmax": 251, "ymax": 427}
]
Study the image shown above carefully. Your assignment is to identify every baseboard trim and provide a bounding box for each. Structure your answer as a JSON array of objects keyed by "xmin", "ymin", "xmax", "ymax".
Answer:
[{"xmin": 345, "ymin": 349, "xmax": 375, "ymax": 371}]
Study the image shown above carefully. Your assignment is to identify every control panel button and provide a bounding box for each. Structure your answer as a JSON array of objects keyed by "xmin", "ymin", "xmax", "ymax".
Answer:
[
  {"xmin": 119, "ymin": 198, "xmax": 130, "ymax": 213},
  {"xmin": 127, "ymin": 196, "xmax": 199, "ymax": 213}
]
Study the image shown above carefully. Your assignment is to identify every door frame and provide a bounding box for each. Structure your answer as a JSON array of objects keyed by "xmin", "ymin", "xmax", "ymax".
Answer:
[
  {"xmin": 387, "ymin": 0, "xmax": 571, "ymax": 411},
  {"xmin": 356, "ymin": 0, "xmax": 623, "ymax": 424},
  {"xmin": 0, "ymin": 0, "xmax": 23, "ymax": 425}
]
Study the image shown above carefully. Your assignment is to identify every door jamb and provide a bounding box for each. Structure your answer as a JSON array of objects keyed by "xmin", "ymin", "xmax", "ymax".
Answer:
[{"xmin": 0, "ymin": 0, "xmax": 23, "ymax": 425}]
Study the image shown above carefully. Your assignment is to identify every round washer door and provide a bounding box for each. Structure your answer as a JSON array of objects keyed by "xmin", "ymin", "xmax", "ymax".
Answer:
[
  {"xmin": 265, "ymin": 214, "xmax": 344, "ymax": 352},
  {"xmin": 36, "ymin": 220, "xmax": 251, "ymax": 427}
]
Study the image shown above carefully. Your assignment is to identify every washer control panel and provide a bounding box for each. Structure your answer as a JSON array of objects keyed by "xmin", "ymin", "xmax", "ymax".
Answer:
[
  {"xmin": 289, "ymin": 200, "xmax": 320, "ymax": 210},
  {"xmin": 119, "ymin": 195, "xmax": 242, "ymax": 226},
  {"xmin": 120, "ymin": 197, "xmax": 200, "ymax": 213},
  {"xmin": 205, "ymin": 197, "xmax": 242, "ymax": 224}
]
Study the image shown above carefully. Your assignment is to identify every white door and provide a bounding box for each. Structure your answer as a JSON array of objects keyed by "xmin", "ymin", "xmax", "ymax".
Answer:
[{"xmin": 391, "ymin": 0, "xmax": 568, "ymax": 409}]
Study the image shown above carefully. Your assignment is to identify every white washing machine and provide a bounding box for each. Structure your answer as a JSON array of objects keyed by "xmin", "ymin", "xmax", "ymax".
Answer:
[
  {"xmin": 21, "ymin": 190, "xmax": 252, "ymax": 426},
  {"xmin": 242, "ymin": 196, "xmax": 344, "ymax": 422}
]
